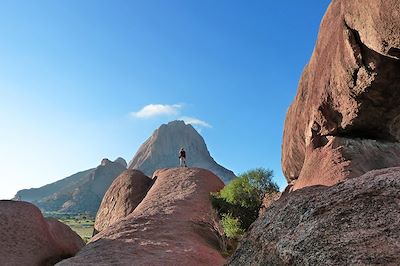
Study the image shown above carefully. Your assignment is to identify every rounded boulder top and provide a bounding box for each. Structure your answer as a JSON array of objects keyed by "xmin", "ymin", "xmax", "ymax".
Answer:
[
  {"xmin": 94, "ymin": 169, "xmax": 153, "ymax": 233},
  {"xmin": 58, "ymin": 167, "xmax": 226, "ymax": 266}
]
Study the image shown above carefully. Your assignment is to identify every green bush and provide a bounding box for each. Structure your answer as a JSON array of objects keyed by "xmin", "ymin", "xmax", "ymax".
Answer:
[
  {"xmin": 211, "ymin": 191, "xmax": 258, "ymax": 230},
  {"xmin": 221, "ymin": 213, "xmax": 244, "ymax": 238},
  {"xmin": 221, "ymin": 168, "xmax": 278, "ymax": 207},
  {"xmin": 211, "ymin": 168, "xmax": 278, "ymax": 237}
]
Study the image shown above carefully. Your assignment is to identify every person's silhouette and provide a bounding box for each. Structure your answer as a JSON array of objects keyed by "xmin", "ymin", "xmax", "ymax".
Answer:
[{"xmin": 179, "ymin": 148, "xmax": 187, "ymax": 167}]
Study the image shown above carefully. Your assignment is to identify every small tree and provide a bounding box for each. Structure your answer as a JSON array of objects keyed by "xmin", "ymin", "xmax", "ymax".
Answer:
[{"xmin": 211, "ymin": 168, "xmax": 278, "ymax": 238}]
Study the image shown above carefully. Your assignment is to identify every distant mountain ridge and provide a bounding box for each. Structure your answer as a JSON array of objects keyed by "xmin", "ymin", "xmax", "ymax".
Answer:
[
  {"xmin": 14, "ymin": 121, "xmax": 235, "ymax": 215},
  {"xmin": 129, "ymin": 120, "xmax": 236, "ymax": 183},
  {"xmin": 14, "ymin": 158, "xmax": 127, "ymax": 215}
]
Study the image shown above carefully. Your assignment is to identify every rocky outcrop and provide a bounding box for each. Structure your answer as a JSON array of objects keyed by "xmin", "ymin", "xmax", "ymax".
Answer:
[
  {"xmin": 128, "ymin": 120, "xmax": 236, "ymax": 183},
  {"xmin": 294, "ymin": 137, "xmax": 400, "ymax": 189},
  {"xmin": 282, "ymin": 0, "xmax": 400, "ymax": 189},
  {"xmin": 232, "ymin": 2, "xmax": 400, "ymax": 264},
  {"xmin": 57, "ymin": 168, "xmax": 226, "ymax": 266},
  {"xmin": 0, "ymin": 200, "xmax": 84, "ymax": 266},
  {"xmin": 259, "ymin": 191, "xmax": 281, "ymax": 215},
  {"xmin": 114, "ymin": 157, "xmax": 128, "ymax": 168},
  {"xmin": 46, "ymin": 218, "xmax": 86, "ymax": 257},
  {"xmin": 14, "ymin": 158, "xmax": 127, "ymax": 215},
  {"xmin": 94, "ymin": 169, "xmax": 153, "ymax": 234},
  {"xmin": 100, "ymin": 158, "xmax": 111, "ymax": 166},
  {"xmin": 228, "ymin": 167, "xmax": 400, "ymax": 265},
  {"xmin": 229, "ymin": 1, "xmax": 400, "ymax": 265}
]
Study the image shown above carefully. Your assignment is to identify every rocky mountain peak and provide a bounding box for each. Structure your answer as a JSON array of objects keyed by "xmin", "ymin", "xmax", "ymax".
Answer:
[
  {"xmin": 100, "ymin": 158, "xmax": 111, "ymax": 166},
  {"xmin": 128, "ymin": 120, "xmax": 236, "ymax": 183},
  {"xmin": 113, "ymin": 157, "xmax": 127, "ymax": 168}
]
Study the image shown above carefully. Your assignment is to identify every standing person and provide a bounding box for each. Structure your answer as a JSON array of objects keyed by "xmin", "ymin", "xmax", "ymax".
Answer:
[{"xmin": 179, "ymin": 147, "xmax": 187, "ymax": 167}]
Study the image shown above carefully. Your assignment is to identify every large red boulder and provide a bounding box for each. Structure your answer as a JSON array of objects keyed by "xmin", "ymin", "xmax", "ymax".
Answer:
[
  {"xmin": 282, "ymin": 0, "xmax": 400, "ymax": 189},
  {"xmin": 58, "ymin": 168, "xmax": 226, "ymax": 266},
  {"xmin": 0, "ymin": 201, "xmax": 84, "ymax": 266},
  {"xmin": 94, "ymin": 169, "xmax": 153, "ymax": 234},
  {"xmin": 228, "ymin": 167, "xmax": 400, "ymax": 265}
]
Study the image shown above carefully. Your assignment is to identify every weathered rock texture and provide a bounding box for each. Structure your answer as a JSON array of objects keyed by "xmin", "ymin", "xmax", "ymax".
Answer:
[
  {"xmin": 129, "ymin": 120, "xmax": 236, "ymax": 183},
  {"xmin": 0, "ymin": 201, "xmax": 84, "ymax": 266},
  {"xmin": 259, "ymin": 191, "xmax": 281, "ymax": 215},
  {"xmin": 94, "ymin": 169, "xmax": 153, "ymax": 234},
  {"xmin": 14, "ymin": 158, "xmax": 127, "ymax": 215},
  {"xmin": 282, "ymin": 0, "xmax": 400, "ymax": 189},
  {"xmin": 57, "ymin": 168, "xmax": 226, "ymax": 266},
  {"xmin": 228, "ymin": 167, "xmax": 400, "ymax": 265}
]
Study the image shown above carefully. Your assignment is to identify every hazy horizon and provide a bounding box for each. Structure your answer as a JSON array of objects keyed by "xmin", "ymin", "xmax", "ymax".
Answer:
[{"xmin": 0, "ymin": 0, "xmax": 331, "ymax": 199}]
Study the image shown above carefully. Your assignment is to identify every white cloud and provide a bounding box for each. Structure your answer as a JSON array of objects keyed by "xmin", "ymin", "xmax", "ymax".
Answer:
[
  {"xmin": 130, "ymin": 104, "xmax": 211, "ymax": 130},
  {"xmin": 132, "ymin": 104, "xmax": 182, "ymax": 118},
  {"xmin": 180, "ymin": 116, "xmax": 212, "ymax": 128}
]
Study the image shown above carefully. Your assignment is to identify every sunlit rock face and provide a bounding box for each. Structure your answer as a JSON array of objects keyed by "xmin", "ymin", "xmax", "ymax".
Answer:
[
  {"xmin": 93, "ymin": 169, "xmax": 153, "ymax": 234},
  {"xmin": 58, "ymin": 168, "xmax": 226, "ymax": 266},
  {"xmin": 128, "ymin": 120, "xmax": 236, "ymax": 183},
  {"xmin": 229, "ymin": 2, "xmax": 400, "ymax": 265},
  {"xmin": 282, "ymin": 0, "xmax": 400, "ymax": 190},
  {"xmin": 0, "ymin": 201, "xmax": 84, "ymax": 265}
]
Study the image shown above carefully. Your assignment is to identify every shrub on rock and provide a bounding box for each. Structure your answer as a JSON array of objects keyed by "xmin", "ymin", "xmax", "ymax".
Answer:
[{"xmin": 211, "ymin": 168, "xmax": 278, "ymax": 236}]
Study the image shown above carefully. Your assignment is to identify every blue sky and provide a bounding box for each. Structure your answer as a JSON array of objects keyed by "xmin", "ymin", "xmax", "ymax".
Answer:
[{"xmin": 0, "ymin": 0, "xmax": 331, "ymax": 199}]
